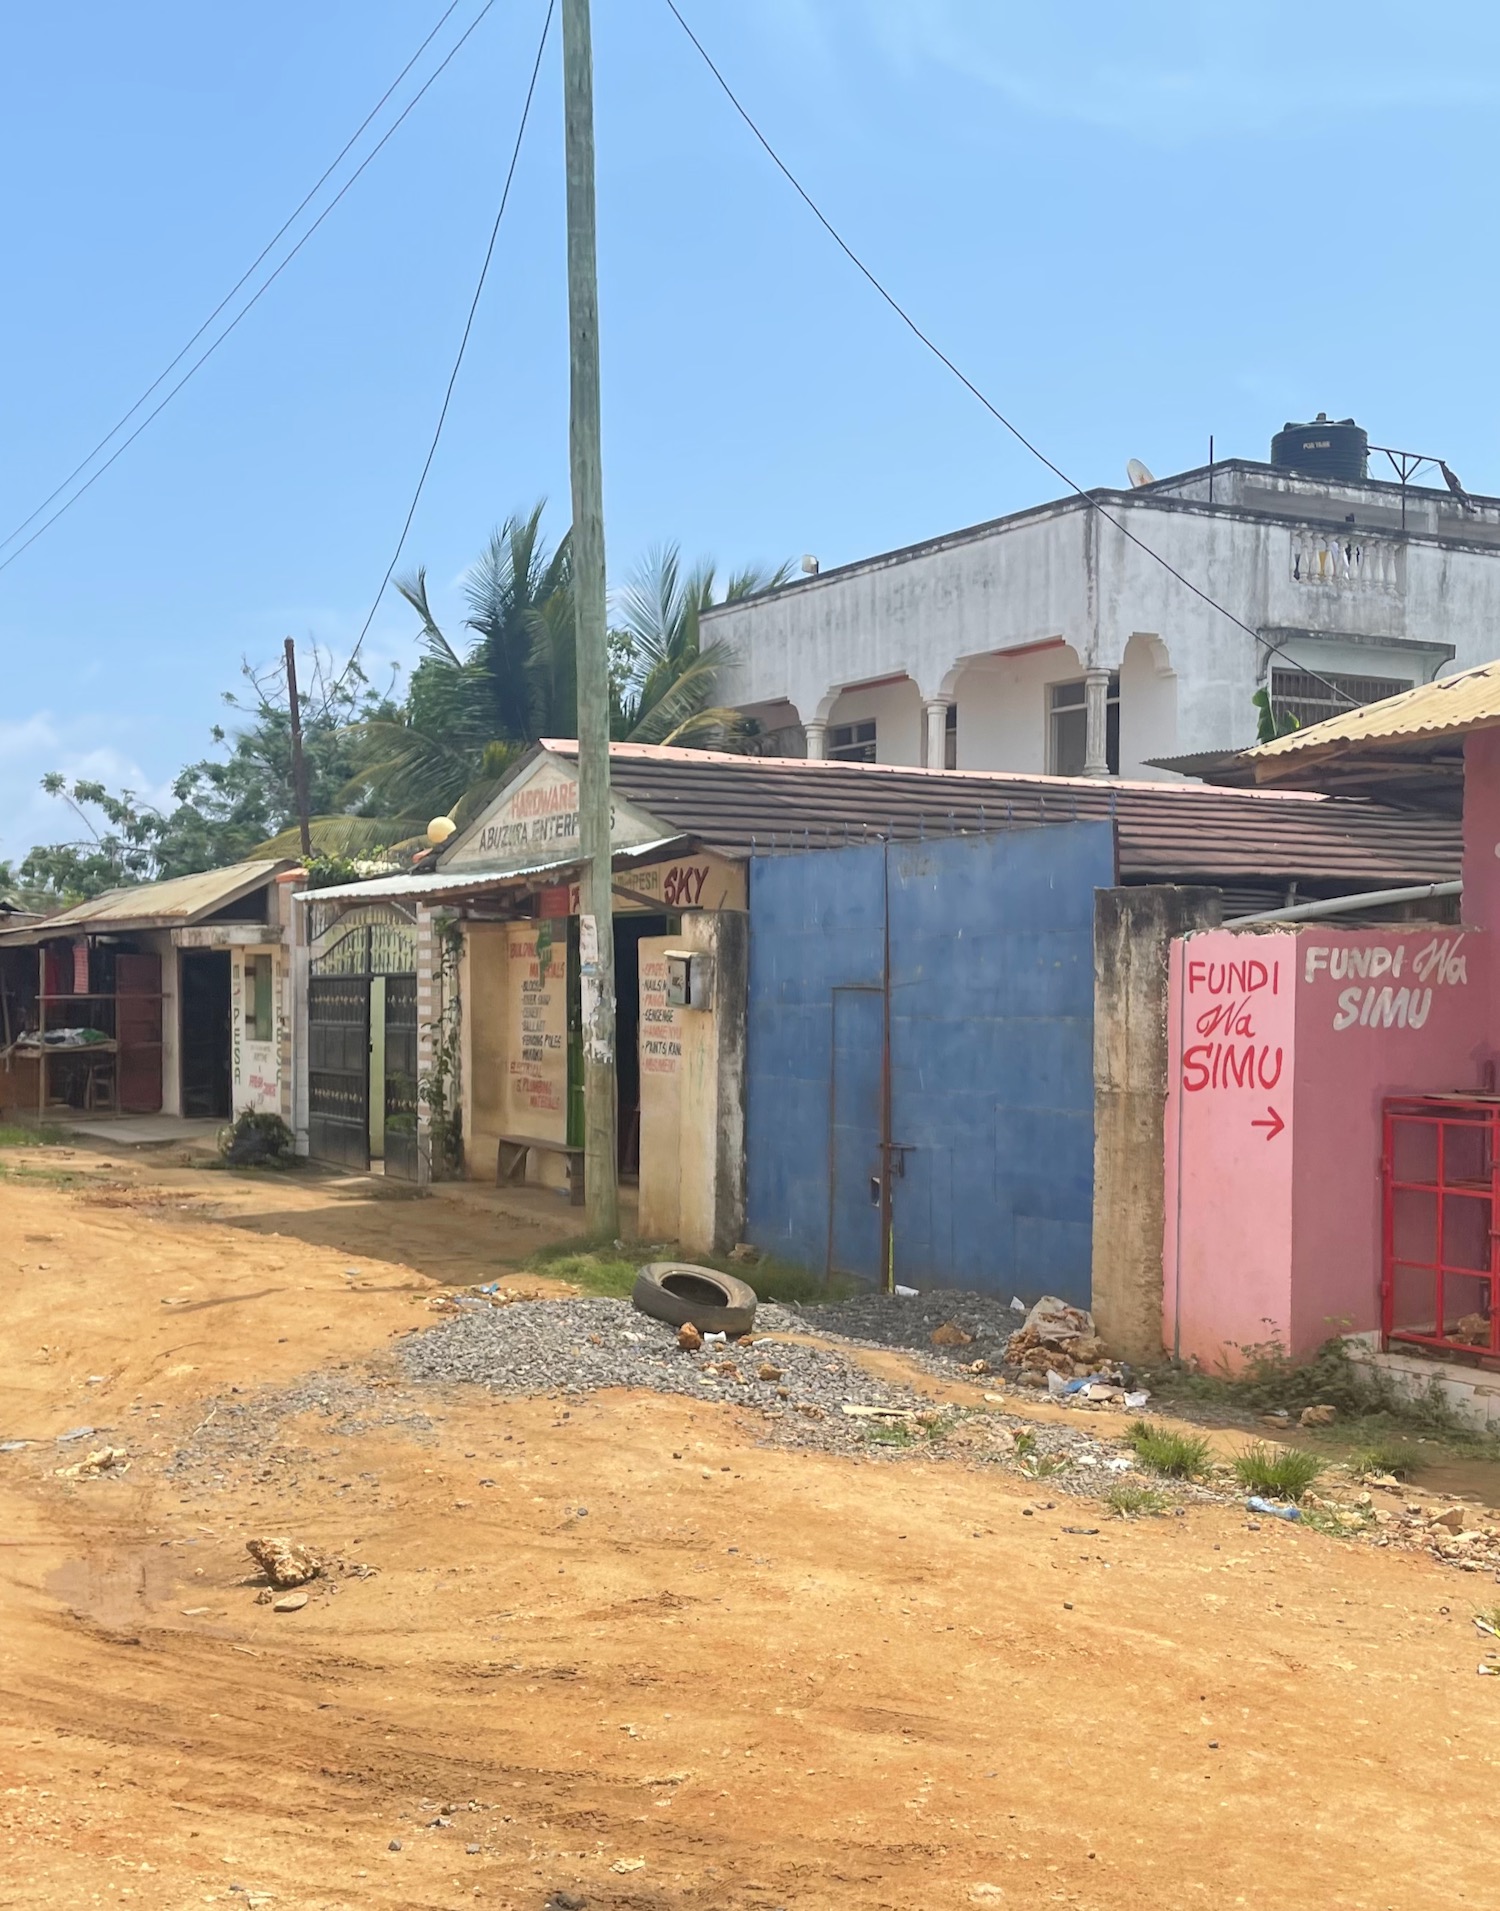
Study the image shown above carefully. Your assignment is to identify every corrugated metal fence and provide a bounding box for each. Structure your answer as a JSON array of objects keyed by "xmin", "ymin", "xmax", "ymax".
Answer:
[{"xmin": 745, "ymin": 822, "xmax": 1114, "ymax": 1305}]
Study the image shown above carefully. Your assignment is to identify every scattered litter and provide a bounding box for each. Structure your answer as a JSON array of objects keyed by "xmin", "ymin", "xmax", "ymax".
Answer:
[
  {"xmin": 1009, "ymin": 1297, "xmax": 1027, "ymax": 1315},
  {"xmin": 610, "ymin": 1858, "xmax": 646, "ymax": 1873},
  {"xmin": 55, "ymin": 1445, "xmax": 129, "ymax": 1480},
  {"xmin": 246, "ymin": 1537, "xmax": 322, "ymax": 1589},
  {"xmin": 701, "ymin": 1331, "xmax": 727, "ymax": 1348},
  {"xmin": 1104, "ymin": 1456, "xmax": 1134, "ymax": 1473},
  {"xmin": 1479, "ymin": 1662, "xmax": 1500, "ymax": 1676},
  {"xmin": 1062, "ymin": 1526, "xmax": 1099, "ymax": 1536},
  {"xmin": 841, "ymin": 1403, "xmax": 918, "ymax": 1420},
  {"xmin": 54, "ymin": 1426, "xmax": 95, "ymax": 1444},
  {"xmin": 1476, "ymin": 1616, "xmax": 1499, "ymax": 1637},
  {"xmin": 895, "ymin": 1284, "xmax": 920, "ymax": 1298},
  {"xmin": 1123, "ymin": 1389, "xmax": 1151, "ymax": 1410},
  {"xmin": 1246, "ymin": 1496, "xmax": 1301, "ymax": 1522},
  {"xmin": 1299, "ymin": 1404, "xmax": 1337, "ymax": 1428},
  {"xmin": 180, "ymin": 1606, "xmax": 210, "ymax": 1616},
  {"xmin": 159, "ymin": 1296, "xmax": 191, "ymax": 1307},
  {"xmin": 0, "ymin": 1440, "xmax": 30, "ymax": 1454}
]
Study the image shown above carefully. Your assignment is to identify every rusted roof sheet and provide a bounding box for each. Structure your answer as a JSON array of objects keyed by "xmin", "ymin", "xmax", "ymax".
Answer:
[
  {"xmin": 0, "ymin": 858, "xmax": 296, "ymax": 940},
  {"xmin": 1249, "ymin": 660, "xmax": 1500, "ymax": 764},
  {"xmin": 537, "ymin": 743, "xmax": 1459, "ymax": 886}
]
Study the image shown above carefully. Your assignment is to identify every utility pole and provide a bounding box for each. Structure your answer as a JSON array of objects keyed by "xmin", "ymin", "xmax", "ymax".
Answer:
[
  {"xmin": 283, "ymin": 636, "xmax": 313, "ymax": 861},
  {"xmin": 562, "ymin": 0, "xmax": 618, "ymax": 1237}
]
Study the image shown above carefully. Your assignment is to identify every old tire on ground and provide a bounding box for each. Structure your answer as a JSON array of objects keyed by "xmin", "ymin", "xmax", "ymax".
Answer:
[{"xmin": 631, "ymin": 1262, "xmax": 758, "ymax": 1337}]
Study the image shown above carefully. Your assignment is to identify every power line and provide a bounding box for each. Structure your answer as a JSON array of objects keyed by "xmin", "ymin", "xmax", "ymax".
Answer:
[
  {"xmin": 334, "ymin": 0, "xmax": 556, "ymax": 693},
  {"xmin": 0, "ymin": 0, "xmax": 471, "ymax": 560},
  {"xmin": 0, "ymin": 0, "xmax": 500, "ymax": 579},
  {"xmin": 662, "ymin": 0, "xmax": 1360, "ymax": 712}
]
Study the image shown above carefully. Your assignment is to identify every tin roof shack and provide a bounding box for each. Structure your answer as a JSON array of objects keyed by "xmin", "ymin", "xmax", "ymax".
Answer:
[
  {"xmin": 0, "ymin": 859, "xmax": 298, "ymax": 1127},
  {"xmin": 1163, "ymin": 660, "xmax": 1500, "ymax": 1423}
]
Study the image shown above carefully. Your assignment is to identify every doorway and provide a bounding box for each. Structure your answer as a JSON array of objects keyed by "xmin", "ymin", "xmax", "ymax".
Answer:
[
  {"xmin": 180, "ymin": 951, "xmax": 232, "ymax": 1119},
  {"xmin": 612, "ymin": 914, "xmax": 671, "ymax": 1179}
]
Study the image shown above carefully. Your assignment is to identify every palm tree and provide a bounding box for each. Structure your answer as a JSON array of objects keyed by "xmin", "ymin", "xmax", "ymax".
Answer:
[
  {"xmin": 352, "ymin": 503, "xmax": 571, "ymax": 818},
  {"xmin": 349, "ymin": 512, "xmax": 787, "ymax": 822},
  {"xmin": 612, "ymin": 544, "xmax": 792, "ymax": 747}
]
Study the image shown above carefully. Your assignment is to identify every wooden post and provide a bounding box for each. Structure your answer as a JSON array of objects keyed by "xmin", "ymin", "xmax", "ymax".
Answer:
[
  {"xmin": 562, "ymin": 0, "xmax": 618, "ymax": 1237},
  {"xmin": 284, "ymin": 637, "xmax": 313, "ymax": 861}
]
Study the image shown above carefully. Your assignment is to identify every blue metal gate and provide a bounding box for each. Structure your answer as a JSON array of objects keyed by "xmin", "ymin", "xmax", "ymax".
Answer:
[{"xmin": 745, "ymin": 822, "xmax": 1115, "ymax": 1306}]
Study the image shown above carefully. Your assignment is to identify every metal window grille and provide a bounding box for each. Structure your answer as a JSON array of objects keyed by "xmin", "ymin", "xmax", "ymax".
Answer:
[
  {"xmin": 1382, "ymin": 1096, "xmax": 1500, "ymax": 1360},
  {"xmin": 1271, "ymin": 668, "xmax": 1410, "ymax": 731}
]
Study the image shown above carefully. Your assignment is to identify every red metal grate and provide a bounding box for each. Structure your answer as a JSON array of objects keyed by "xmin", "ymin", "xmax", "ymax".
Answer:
[{"xmin": 1382, "ymin": 1095, "xmax": 1500, "ymax": 1359}]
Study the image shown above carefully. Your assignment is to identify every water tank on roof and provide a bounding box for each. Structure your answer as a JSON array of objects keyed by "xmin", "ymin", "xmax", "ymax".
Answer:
[{"xmin": 1271, "ymin": 413, "xmax": 1368, "ymax": 481}]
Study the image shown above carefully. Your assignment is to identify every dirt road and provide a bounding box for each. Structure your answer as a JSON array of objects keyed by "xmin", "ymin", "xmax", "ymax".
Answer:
[{"xmin": 1, "ymin": 1141, "xmax": 1496, "ymax": 1910}]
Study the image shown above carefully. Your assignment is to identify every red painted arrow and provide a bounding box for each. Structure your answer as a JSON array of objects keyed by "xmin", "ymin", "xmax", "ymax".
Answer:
[{"xmin": 1251, "ymin": 1106, "xmax": 1285, "ymax": 1141}]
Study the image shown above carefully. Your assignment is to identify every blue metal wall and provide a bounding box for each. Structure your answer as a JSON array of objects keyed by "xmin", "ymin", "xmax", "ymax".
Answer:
[{"xmin": 745, "ymin": 823, "xmax": 1115, "ymax": 1306}]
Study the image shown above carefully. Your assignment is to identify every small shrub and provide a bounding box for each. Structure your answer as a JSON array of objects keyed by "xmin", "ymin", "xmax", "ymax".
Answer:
[
  {"xmin": 1012, "ymin": 1430, "xmax": 1039, "ymax": 1461},
  {"xmin": 0, "ymin": 1122, "xmax": 66, "ymax": 1148},
  {"xmin": 1232, "ymin": 1441, "xmax": 1323, "ymax": 1501},
  {"xmin": 1348, "ymin": 1439, "xmax": 1422, "ymax": 1480},
  {"xmin": 1126, "ymin": 1420, "xmax": 1211, "ymax": 1478},
  {"xmin": 865, "ymin": 1421, "xmax": 914, "ymax": 1447},
  {"xmin": 1104, "ymin": 1481, "xmax": 1169, "ymax": 1517},
  {"xmin": 218, "ymin": 1110, "xmax": 296, "ymax": 1168}
]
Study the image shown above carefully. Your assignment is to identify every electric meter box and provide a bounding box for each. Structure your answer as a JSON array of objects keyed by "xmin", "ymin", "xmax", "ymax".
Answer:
[{"xmin": 664, "ymin": 949, "xmax": 712, "ymax": 1010}]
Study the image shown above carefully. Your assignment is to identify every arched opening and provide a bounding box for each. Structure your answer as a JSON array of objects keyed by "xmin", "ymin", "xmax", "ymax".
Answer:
[
  {"xmin": 823, "ymin": 675, "xmax": 923, "ymax": 764},
  {"xmin": 948, "ymin": 641, "xmax": 1084, "ymax": 773},
  {"xmin": 1119, "ymin": 633, "xmax": 1178, "ymax": 779}
]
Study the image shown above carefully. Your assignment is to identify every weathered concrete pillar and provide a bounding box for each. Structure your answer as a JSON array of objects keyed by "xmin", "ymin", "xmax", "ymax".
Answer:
[
  {"xmin": 923, "ymin": 698, "xmax": 950, "ymax": 769},
  {"xmin": 1083, "ymin": 667, "xmax": 1112, "ymax": 778},
  {"xmin": 804, "ymin": 718, "xmax": 828, "ymax": 761},
  {"xmin": 1091, "ymin": 885, "xmax": 1221, "ymax": 1359}
]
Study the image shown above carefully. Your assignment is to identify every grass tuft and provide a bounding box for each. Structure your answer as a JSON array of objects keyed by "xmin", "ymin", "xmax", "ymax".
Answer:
[
  {"xmin": 1232, "ymin": 1441, "xmax": 1323, "ymax": 1500},
  {"xmin": 1126, "ymin": 1420, "xmax": 1211, "ymax": 1478},
  {"xmin": 532, "ymin": 1251, "xmax": 639, "ymax": 1298},
  {"xmin": 0, "ymin": 1123, "xmax": 67, "ymax": 1148},
  {"xmin": 1104, "ymin": 1481, "xmax": 1169, "ymax": 1517},
  {"xmin": 1348, "ymin": 1438, "xmax": 1423, "ymax": 1480}
]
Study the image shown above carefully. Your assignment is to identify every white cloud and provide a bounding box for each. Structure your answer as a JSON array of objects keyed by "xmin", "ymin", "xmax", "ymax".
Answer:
[{"xmin": 857, "ymin": 0, "xmax": 1500, "ymax": 143}]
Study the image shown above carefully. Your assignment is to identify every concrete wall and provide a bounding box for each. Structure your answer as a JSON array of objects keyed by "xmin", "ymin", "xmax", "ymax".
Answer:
[
  {"xmin": 823, "ymin": 676, "xmax": 923, "ymax": 765},
  {"xmin": 636, "ymin": 936, "xmax": 684, "ymax": 1241},
  {"xmin": 676, "ymin": 911, "xmax": 748, "ymax": 1255},
  {"xmin": 229, "ymin": 943, "xmax": 284, "ymax": 1117},
  {"xmin": 1165, "ymin": 924, "xmax": 1490, "ymax": 1367},
  {"xmin": 1091, "ymin": 886, "xmax": 1220, "ymax": 1361},
  {"xmin": 951, "ymin": 643, "xmax": 1079, "ymax": 773},
  {"xmin": 713, "ymin": 466, "xmax": 1494, "ymax": 771}
]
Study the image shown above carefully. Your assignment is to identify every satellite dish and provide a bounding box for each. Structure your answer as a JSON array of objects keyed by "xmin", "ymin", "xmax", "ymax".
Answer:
[
  {"xmin": 1127, "ymin": 458, "xmax": 1155, "ymax": 488},
  {"xmin": 800, "ymin": 554, "xmax": 820, "ymax": 576}
]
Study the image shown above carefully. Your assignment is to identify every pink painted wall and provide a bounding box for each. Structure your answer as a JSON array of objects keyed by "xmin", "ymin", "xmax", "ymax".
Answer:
[
  {"xmin": 1290, "ymin": 927, "xmax": 1488, "ymax": 1353},
  {"xmin": 1166, "ymin": 923, "xmax": 1490, "ymax": 1368},
  {"xmin": 1164, "ymin": 930, "xmax": 1297, "ymax": 1365}
]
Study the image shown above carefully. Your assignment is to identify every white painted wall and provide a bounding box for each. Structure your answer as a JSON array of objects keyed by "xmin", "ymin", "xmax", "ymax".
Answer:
[
  {"xmin": 713, "ymin": 462, "xmax": 1489, "ymax": 776},
  {"xmin": 824, "ymin": 676, "xmax": 923, "ymax": 764}
]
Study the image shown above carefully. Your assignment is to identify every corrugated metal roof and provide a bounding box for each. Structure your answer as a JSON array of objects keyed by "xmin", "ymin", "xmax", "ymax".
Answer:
[
  {"xmin": 0, "ymin": 858, "xmax": 295, "ymax": 940},
  {"xmin": 533, "ymin": 742, "xmax": 1459, "ymax": 887},
  {"xmin": 1249, "ymin": 660, "xmax": 1500, "ymax": 762},
  {"xmin": 296, "ymin": 838, "xmax": 690, "ymax": 905}
]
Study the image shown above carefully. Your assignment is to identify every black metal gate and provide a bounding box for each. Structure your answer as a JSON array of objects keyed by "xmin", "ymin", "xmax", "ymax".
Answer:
[
  {"xmin": 383, "ymin": 975, "xmax": 420, "ymax": 1182},
  {"xmin": 308, "ymin": 974, "xmax": 371, "ymax": 1172}
]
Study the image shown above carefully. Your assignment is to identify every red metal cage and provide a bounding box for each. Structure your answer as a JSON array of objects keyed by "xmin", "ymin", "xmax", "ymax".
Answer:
[{"xmin": 1382, "ymin": 1095, "xmax": 1500, "ymax": 1360}]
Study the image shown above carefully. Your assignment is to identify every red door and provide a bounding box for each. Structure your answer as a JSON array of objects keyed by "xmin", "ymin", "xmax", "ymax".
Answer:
[{"xmin": 116, "ymin": 954, "xmax": 163, "ymax": 1113}]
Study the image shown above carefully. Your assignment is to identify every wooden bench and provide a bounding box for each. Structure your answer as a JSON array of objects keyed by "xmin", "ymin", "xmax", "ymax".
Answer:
[{"xmin": 496, "ymin": 1133, "xmax": 585, "ymax": 1206}]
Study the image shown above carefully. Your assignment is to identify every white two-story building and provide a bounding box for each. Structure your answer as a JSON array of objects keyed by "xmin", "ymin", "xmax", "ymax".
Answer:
[{"xmin": 709, "ymin": 419, "xmax": 1500, "ymax": 779}]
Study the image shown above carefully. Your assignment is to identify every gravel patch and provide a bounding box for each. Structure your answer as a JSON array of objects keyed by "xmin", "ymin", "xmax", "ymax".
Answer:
[
  {"xmin": 786, "ymin": 1289, "xmax": 1023, "ymax": 1363},
  {"xmin": 164, "ymin": 1370, "xmax": 436, "ymax": 1490}
]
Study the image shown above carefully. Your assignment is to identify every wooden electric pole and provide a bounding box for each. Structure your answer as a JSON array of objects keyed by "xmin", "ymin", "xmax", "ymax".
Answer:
[
  {"xmin": 283, "ymin": 636, "xmax": 313, "ymax": 861},
  {"xmin": 562, "ymin": 0, "xmax": 619, "ymax": 1237}
]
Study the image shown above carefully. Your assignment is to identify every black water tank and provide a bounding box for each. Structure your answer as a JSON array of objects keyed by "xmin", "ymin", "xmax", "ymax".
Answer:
[{"xmin": 1271, "ymin": 413, "xmax": 1368, "ymax": 481}]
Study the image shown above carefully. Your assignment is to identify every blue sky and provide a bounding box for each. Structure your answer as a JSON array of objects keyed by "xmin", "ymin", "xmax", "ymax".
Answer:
[{"xmin": 3, "ymin": 1, "xmax": 1499, "ymax": 862}]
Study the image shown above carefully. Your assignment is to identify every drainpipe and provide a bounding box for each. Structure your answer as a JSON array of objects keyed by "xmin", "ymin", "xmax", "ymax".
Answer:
[{"xmin": 1222, "ymin": 880, "xmax": 1460, "ymax": 928}]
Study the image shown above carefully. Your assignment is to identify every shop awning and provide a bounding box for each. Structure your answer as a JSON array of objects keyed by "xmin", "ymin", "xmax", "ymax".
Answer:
[{"xmin": 293, "ymin": 837, "xmax": 694, "ymax": 906}]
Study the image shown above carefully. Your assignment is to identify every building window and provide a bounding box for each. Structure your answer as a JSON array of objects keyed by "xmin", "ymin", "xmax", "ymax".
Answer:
[
  {"xmin": 1270, "ymin": 667, "xmax": 1411, "ymax": 731},
  {"xmin": 1049, "ymin": 675, "xmax": 1119, "ymax": 776},
  {"xmin": 245, "ymin": 954, "xmax": 274, "ymax": 1043},
  {"xmin": 829, "ymin": 719, "xmax": 877, "ymax": 763},
  {"xmin": 945, "ymin": 702, "xmax": 958, "ymax": 770}
]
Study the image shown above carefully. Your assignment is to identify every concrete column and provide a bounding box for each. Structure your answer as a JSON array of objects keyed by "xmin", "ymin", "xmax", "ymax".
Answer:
[
  {"xmin": 1083, "ymin": 667, "xmax": 1112, "ymax": 778},
  {"xmin": 414, "ymin": 905, "xmax": 436, "ymax": 1186},
  {"xmin": 923, "ymin": 698, "xmax": 951, "ymax": 769},
  {"xmin": 804, "ymin": 719, "xmax": 828, "ymax": 761}
]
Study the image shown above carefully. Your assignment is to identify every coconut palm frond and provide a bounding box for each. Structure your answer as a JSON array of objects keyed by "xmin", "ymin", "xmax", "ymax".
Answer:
[
  {"xmin": 342, "ymin": 715, "xmax": 487, "ymax": 817},
  {"xmin": 394, "ymin": 567, "xmax": 465, "ymax": 668},
  {"xmin": 252, "ymin": 814, "xmax": 427, "ymax": 859},
  {"xmin": 526, "ymin": 592, "xmax": 579, "ymax": 742}
]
